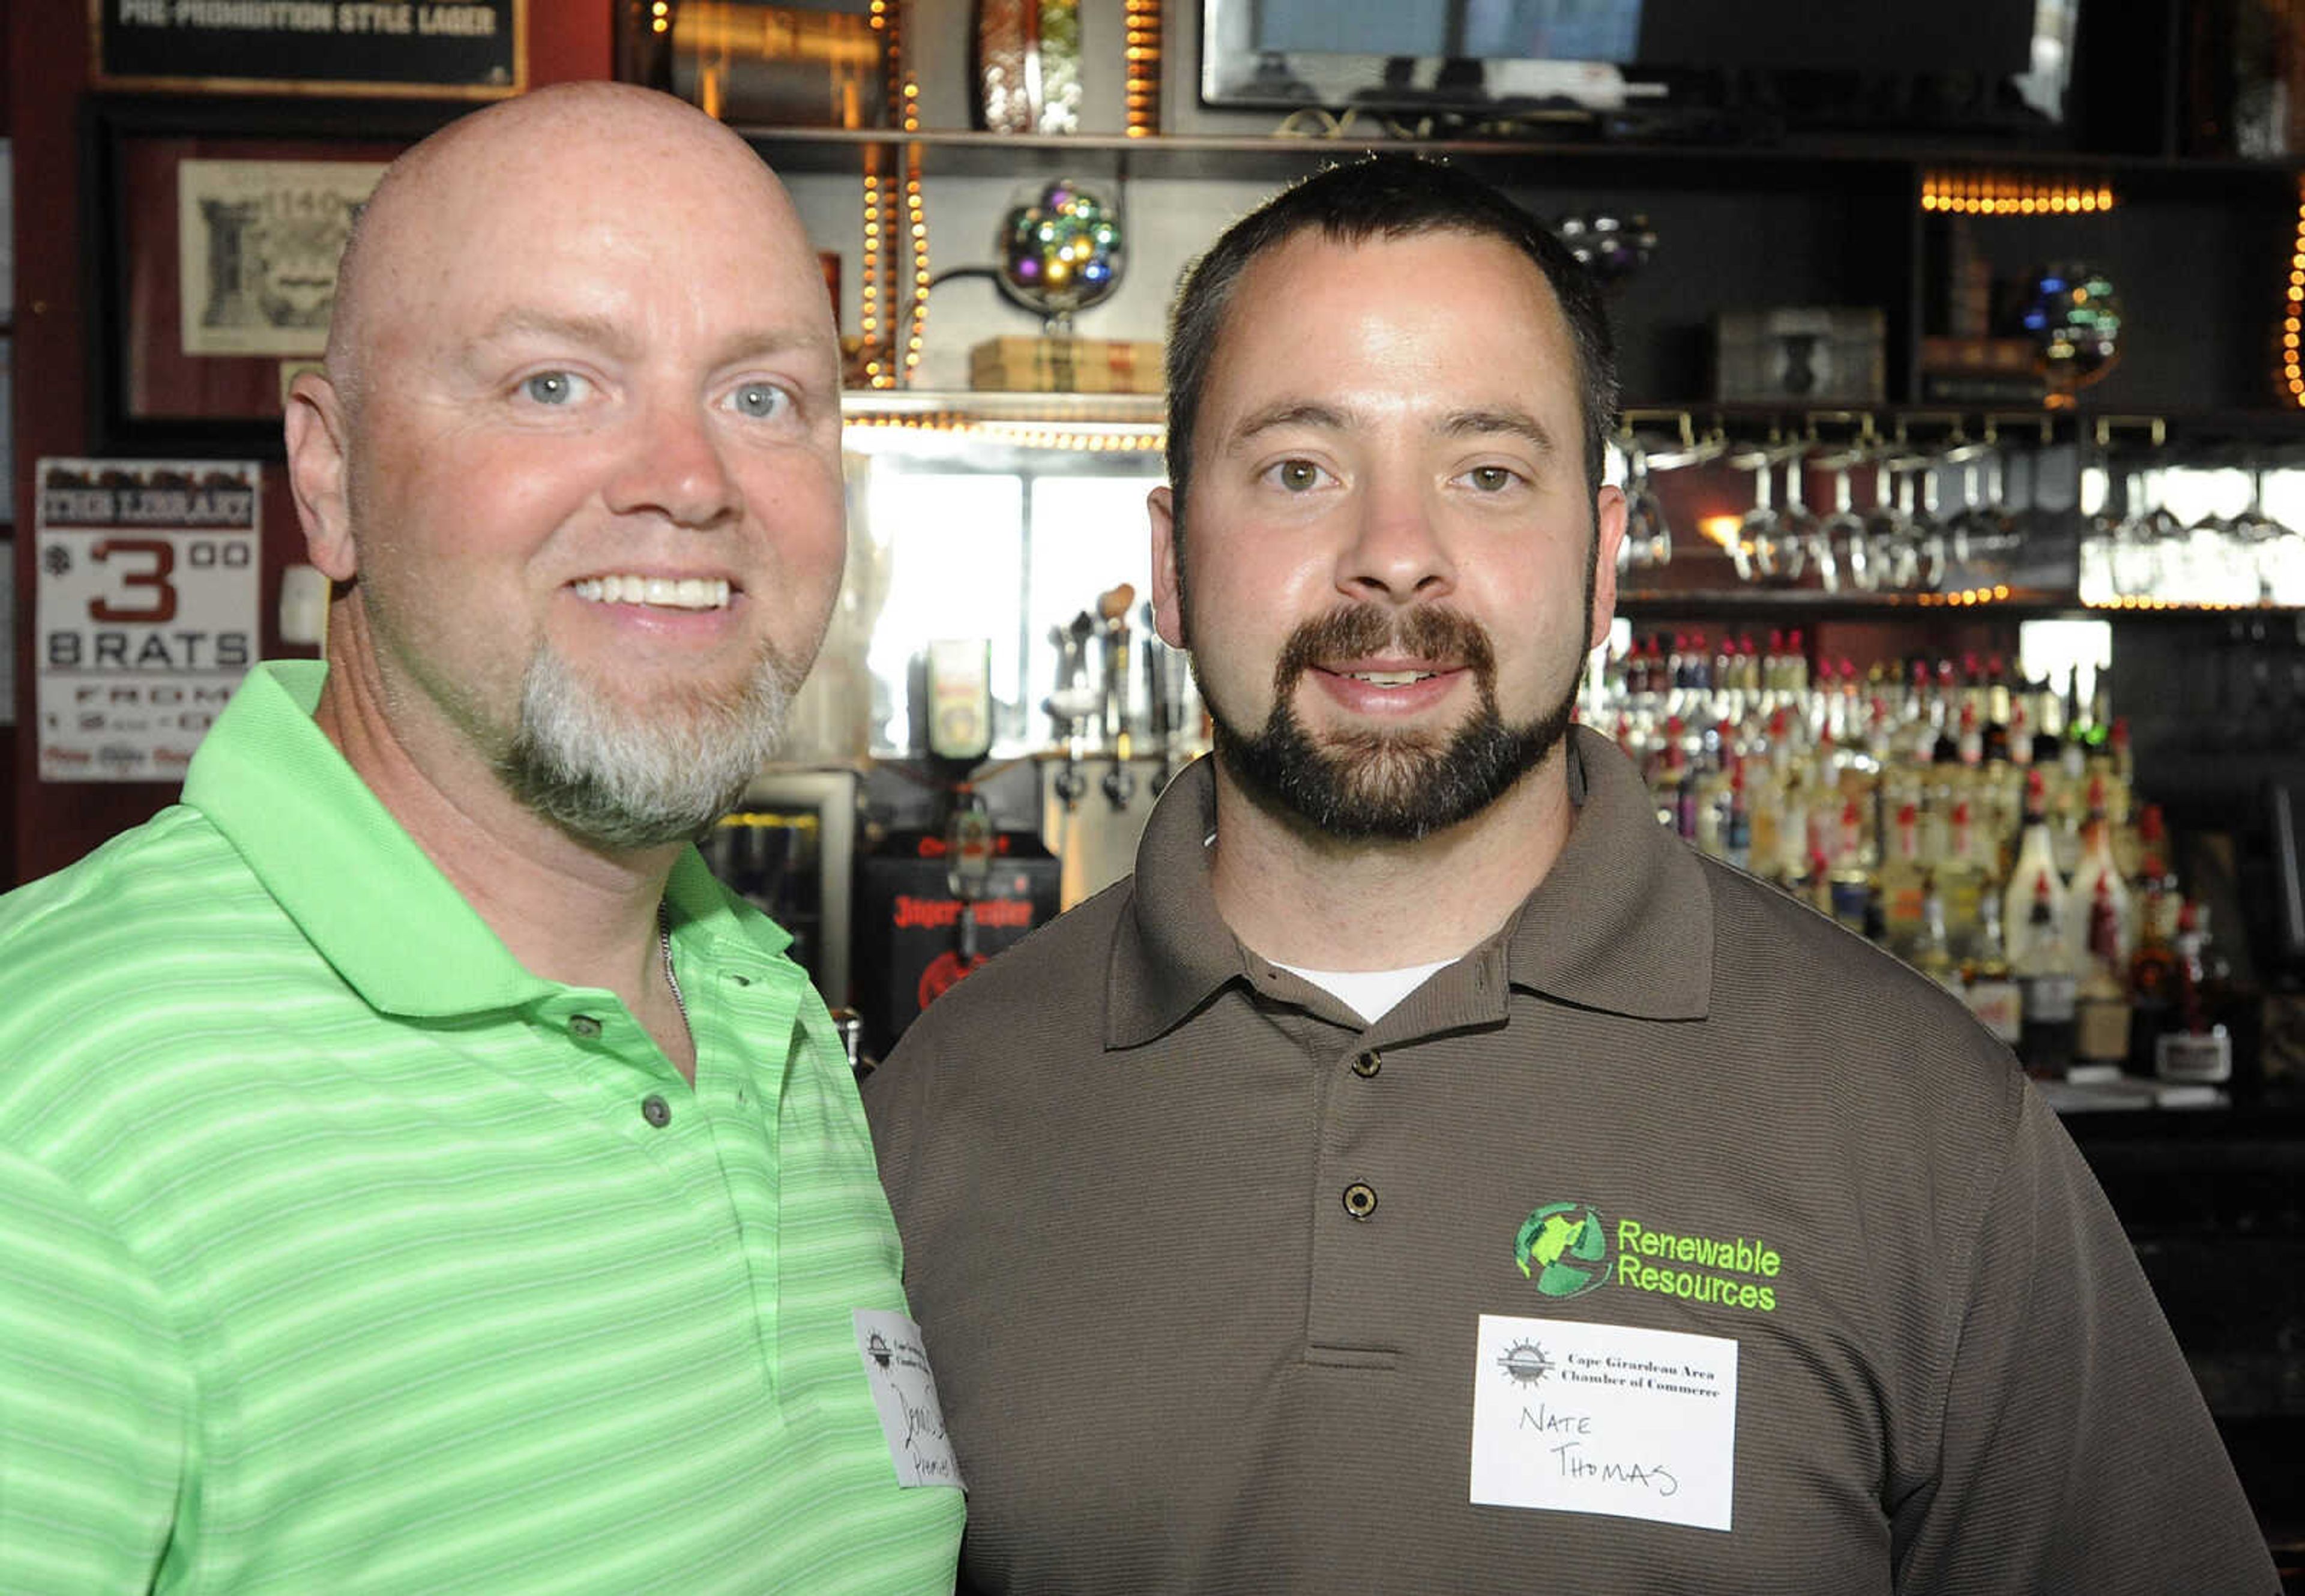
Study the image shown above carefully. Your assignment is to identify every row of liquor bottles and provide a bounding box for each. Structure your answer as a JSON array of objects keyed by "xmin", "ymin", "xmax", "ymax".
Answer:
[{"xmin": 1601, "ymin": 633, "xmax": 2234, "ymax": 1088}]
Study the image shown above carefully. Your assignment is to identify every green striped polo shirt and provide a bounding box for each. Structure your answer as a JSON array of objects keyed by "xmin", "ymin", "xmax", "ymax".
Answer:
[{"xmin": 0, "ymin": 661, "xmax": 963, "ymax": 1594}]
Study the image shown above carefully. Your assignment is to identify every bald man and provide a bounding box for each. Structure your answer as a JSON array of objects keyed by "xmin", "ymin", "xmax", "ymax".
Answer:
[{"xmin": 0, "ymin": 85, "xmax": 963, "ymax": 1593}]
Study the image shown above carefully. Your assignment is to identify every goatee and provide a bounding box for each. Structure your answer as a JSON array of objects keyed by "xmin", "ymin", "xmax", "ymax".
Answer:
[
  {"xmin": 498, "ymin": 642, "xmax": 799, "ymax": 852},
  {"xmin": 1206, "ymin": 603, "xmax": 1577, "ymax": 842}
]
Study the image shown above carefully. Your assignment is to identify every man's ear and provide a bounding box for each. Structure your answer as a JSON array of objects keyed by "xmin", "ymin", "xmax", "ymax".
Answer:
[
  {"xmin": 1588, "ymin": 483, "xmax": 1628, "ymax": 655},
  {"xmin": 285, "ymin": 370, "xmax": 357, "ymax": 583},
  {"xmin": 1149, "ymin": 484, "xmax": 1187, "ymax": 649}
]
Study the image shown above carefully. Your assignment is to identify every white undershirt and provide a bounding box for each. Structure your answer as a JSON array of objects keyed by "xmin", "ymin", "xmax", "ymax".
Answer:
[{"xmin": 1272, "ymin": 957, "xmax": 1458, "ymax": 1023}]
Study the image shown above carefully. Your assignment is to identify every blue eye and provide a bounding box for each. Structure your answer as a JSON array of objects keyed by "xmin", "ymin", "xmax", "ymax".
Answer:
[
  {"xmin": 729, "ymin": 383, "xmax": 789, "ymax": 420},
  {"xmin": 520, "ymin": 371, "xmax": 586, "ymax": 406}
]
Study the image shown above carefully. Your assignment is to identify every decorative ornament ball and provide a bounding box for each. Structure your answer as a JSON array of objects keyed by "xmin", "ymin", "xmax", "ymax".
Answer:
[
  {"xmin": 2021, "ymin": 262, "xmax": 2123, "ymax": 385},
  {"xmin": 996, "ymin": 179, "xmax": 1125, "ymax": 322},
  {"xmin": 1555, "ymin": 209, "xmax": 1658, "ymax": 283}
]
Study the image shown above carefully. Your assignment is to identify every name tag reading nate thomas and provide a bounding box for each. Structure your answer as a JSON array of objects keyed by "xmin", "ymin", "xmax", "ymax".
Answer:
[{"xmin": 1471, "ymin": 1314, "xmax": 1737, "ymax": 1531}]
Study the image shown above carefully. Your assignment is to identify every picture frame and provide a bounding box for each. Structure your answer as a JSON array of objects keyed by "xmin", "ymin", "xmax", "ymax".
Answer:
[
  {"xmin": 91, "ymin": 0, "xmax": 527, "ymax": 101},
  {"xmin": 83, "ymin": 95, "xmax": 463, "ymax": 456}
]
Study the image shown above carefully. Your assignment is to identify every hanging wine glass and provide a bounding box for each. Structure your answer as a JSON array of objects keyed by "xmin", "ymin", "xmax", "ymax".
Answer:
[
  {"xmin": 1743, "ymin": 439, "xmax": 1813, "ymax": 585},
  {"xmin": 1816, "ymin": 452, "xmax": 1868, "ymax": 595},
  {"xmin": 1860, "ymin": 458, "xmax": 1912, "ymax": 591}
]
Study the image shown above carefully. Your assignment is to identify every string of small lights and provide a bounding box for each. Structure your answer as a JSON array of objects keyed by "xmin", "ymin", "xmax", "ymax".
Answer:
[
  {"xmin": 856, "ymin": 0, "xmax": 930, "ymax": 388},
  {"xmin": 845, "ymin": 411, "xmax": 1166, "ymax": 453},
  {"xmin": 2090, "ymin": 594, "xmax": 2257, "ymax": 612},
  {"xmin": 1124, "ymin": 0, "xmax": 1162, "ymax": 138},
  {"xmin": 2281, "ymin": 172, "xmax": 2305, "ymax": 408},
  {"xmin": 1920, "ymin": 172, "xmax": 2116, "ymax": 216},
  {"xmin": 902, "ymin": 76, "xmax": 929, "ymax": 384},
  {"xmin": 1914, "ymin": 586, "xmax": 2017, "ymax": 606}
]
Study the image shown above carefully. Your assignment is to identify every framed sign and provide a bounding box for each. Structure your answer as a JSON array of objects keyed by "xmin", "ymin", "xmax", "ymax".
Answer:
[
  {"xmin": 84, "ymin": 96, "xmax": 459, "ymax": 454},
  {"xmin": 34, "ymin": 457, "xmax": 261, "ymax": 783},
  {"xmin": 93, "ymin": 0, "xmax": 526, "ymax": 100}
]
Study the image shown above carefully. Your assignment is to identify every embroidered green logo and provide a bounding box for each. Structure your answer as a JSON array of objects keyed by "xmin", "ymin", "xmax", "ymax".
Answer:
[
  {"xmin": 1516, "ymin": 1200, "xmax": 1783, "ymax": 1314},
  {"xmin": 1513, "ymin": 1201, "xmax": 1610, "ymax": 1297}
]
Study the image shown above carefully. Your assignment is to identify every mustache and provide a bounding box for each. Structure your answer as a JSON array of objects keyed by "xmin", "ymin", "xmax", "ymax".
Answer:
[{"xmin": 1271, "ymin": 605, "xmax": 1498, "ymax": 696}]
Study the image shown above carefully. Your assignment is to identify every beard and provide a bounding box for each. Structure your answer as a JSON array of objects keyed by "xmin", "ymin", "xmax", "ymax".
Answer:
[
  {"xmin": 496, "ymin": 642, "xmax": 799, "ymax": 853},
  {"xmin": 1204, "ymin": 602, "xmax": 1582, "ymax": 843}
]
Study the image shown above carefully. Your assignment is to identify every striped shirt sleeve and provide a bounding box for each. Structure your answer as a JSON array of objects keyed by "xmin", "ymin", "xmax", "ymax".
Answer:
[{"xmin": 0, "ymin": 1142, "xmax": 193, "ymax": 1594}]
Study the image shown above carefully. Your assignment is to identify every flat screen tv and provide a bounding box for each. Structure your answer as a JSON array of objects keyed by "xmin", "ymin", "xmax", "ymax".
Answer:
[{"xmin": 1201, "ymin": 0, "xmax": 2074, "ymax": 127}]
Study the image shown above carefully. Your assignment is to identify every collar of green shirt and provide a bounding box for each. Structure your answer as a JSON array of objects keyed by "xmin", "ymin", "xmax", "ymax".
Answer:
[
  {"xmin": 182, "ymin": 661, "xmax": 777, "ymax": 1020},
  {"xmin": 1106, "ymin": 724, "xmax": 1714, "ymax": 1046}
]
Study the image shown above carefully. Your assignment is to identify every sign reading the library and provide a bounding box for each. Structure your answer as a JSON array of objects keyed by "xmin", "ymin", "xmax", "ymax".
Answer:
[
  {"xmin": 95, "ymin": 0, "xmax": 525, "ymax": 98},
  {"xmin": 35, "ymin": 458, "xmax": 259, "ymax": 784}
]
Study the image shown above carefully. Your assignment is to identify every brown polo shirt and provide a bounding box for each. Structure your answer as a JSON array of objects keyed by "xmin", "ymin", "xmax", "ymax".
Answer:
[{"xmin": 865, "ymin": 727, "xmax": 2274, "ymax": 1595}]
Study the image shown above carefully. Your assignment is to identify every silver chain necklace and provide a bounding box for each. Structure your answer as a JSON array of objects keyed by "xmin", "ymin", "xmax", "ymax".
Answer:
[{"xmin": 657, "ymin": 903, "xmax": 688, "ymax": 1028}]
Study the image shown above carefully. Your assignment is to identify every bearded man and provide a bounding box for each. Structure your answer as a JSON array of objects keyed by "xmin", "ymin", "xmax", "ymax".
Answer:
[
  {"xmin": 0, "ymin": 84, "xmax": 962, "ymax": 1592},
  {"xmin": 861, "ymin": 157, "xmax": 2275, "ymax": 1595}
]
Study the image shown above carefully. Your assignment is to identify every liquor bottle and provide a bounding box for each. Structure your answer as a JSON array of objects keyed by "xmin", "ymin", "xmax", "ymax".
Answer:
[
  {"xmin": 2049, "ymin": 757, "xmax": 2086, "ymax": 879},
  {"xmin": 2126, "ymin": 864, "xmax": 2181, "ymax": 1076},
  {"xmin": 1879, "ymin": 801, "xmax": 1929, "ymax": 957},
  {"xmin": 1722, "ymin": 759, "xmax": 1753, "ymax": 873},
  {"xmin": 2154, "ymin": 901, "xmax": 2233, "ymax": 1085},
  {"xmin": 1956, "ymin": 700, "xmax": 1984, "ymax": 768},
  {"xmin": 1806, "ymin": 847, "xmax": 1836, "ymax": 920},
  {"xmin": 2002, "ymin": 768, "xmax": 2066, "ymax": 967},
  {"xmin": 1981, "ymin": 655, "xmax": 2013, "ymax": 765},
  {"xmin": 2062, "ymin": 663, "xmax": 2090, "ymax": 748},
  {"xmin": 2064, "ymin": 776, "xmax": 2133, "ymax": 968},
  {"xmin": 2014, "ymin": 876, "xmax": 2079, "ymax": 1078},
  {"xmin": 1963, "ymin": 891, "xmax": 2024, "ymax": 1049},
  {"xmin": 2117, "ymin": 796, "xmax": 2169, "ymax": 887},
  {"xmin": 1936, "ymin": 798, "xmax": 1990, "ymax": 954},
  {"xmin": 2029, "ymin": 678, "xmax": 2065, "ymax": 768},
  {"xmin": 2071, "ymin": 876, "xmax": 2134, "ymax": 1079},
  {"xmin": 1827, "ymin": 797, "xmax": 1876, "ymax": 938},
  {"xmin": 2007, "ymin": 691, "xmax": 2034, "ymax": 769},
  {"xmin": 1912, "ymin": 873, "xmax": 1965, "ymax": 995},
  {"xmin": 1929, "ymin": 665, "xmax": 1962, "ymax": 766}
]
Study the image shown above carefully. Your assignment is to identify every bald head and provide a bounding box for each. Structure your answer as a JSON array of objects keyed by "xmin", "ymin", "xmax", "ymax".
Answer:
[{"xmin": 325, "ymin": 83, "xmax": 815, "ymax": 420}]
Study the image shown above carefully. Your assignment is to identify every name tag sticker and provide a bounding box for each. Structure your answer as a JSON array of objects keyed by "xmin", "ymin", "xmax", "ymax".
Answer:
[
  {"xmin": 853, "ymin": 1309, "xmax": 965, "ymax": 1490},
  {"xmin": 1471, "ymin": 1313, "xmax": 1736, "ymax": 1531}
]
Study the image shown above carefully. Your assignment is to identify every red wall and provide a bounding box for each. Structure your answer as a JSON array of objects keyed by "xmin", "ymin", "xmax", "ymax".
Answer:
[{"xmin": 5, "ymin": 9, "xmax": 616, "ymax": 887}]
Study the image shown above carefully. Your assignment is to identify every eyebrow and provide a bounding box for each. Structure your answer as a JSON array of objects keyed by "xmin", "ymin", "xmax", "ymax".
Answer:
[
  {"xmin": 1438, "ymin": 406, "xmax": 1559, "ymax": 455},
  {"xmin": 469, "ymin": 309, "xmax": 642, "ymax": 360},
  {"xmin": 1223, "ymin": 399, "xmax": 1559, "ymax": 455},
  {"xmin": 1226, "ymin": 401, "xmax": 1351, "ymax": 450},
  {"xmin": 466, "ymin": 310, "xmax": 836, "ymax": 369}
]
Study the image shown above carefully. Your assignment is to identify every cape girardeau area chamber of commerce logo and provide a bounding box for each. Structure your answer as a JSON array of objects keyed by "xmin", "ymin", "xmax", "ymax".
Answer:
[{"xmin": 1515, "ymin": 1199, "xmax": 1783, "ymax": 1314}]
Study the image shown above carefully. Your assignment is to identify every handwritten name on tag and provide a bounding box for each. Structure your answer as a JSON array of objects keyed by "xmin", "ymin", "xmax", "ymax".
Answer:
[
  {"xmin": 1470, "ymin": 1313, "xmax": 1737, "ymax": 1531},
  {"xmin": 853, "ymin": 1309, "xmax": 965, "ymax": 1489}
]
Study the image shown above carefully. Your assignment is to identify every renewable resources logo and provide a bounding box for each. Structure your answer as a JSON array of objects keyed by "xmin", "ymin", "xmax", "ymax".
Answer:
[{"xmin": 1514, "ymin": 1200, "xmax": 1781, "ymax": 1314}]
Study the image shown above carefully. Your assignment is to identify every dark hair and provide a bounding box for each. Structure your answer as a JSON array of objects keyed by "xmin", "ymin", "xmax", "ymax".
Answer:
[{"xmin": 1163, "ymin": 154, "xmax": 1619, "ymax": 513}]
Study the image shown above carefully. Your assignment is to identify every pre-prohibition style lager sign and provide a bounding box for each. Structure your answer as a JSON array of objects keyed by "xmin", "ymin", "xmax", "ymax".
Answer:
[{"xmin": 36, "ymin": 458, "xmax": 260, "ymax": 783}]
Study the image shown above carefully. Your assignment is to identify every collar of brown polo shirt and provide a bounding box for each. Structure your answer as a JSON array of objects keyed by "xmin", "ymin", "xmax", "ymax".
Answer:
[{"xmin": 1105, "ymin": 725, "xmax": 1716, "ymax": 1046}]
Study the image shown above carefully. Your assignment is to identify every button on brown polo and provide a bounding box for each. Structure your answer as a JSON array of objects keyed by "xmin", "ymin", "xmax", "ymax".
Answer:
[
  {"xmin": 1341, "ymin": 1182, "xmax": 1377, "ymax": 1219},
  {"xmin": 1351, "ymin": 1050, "xmax": 1381, "ymax": 1077}
]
